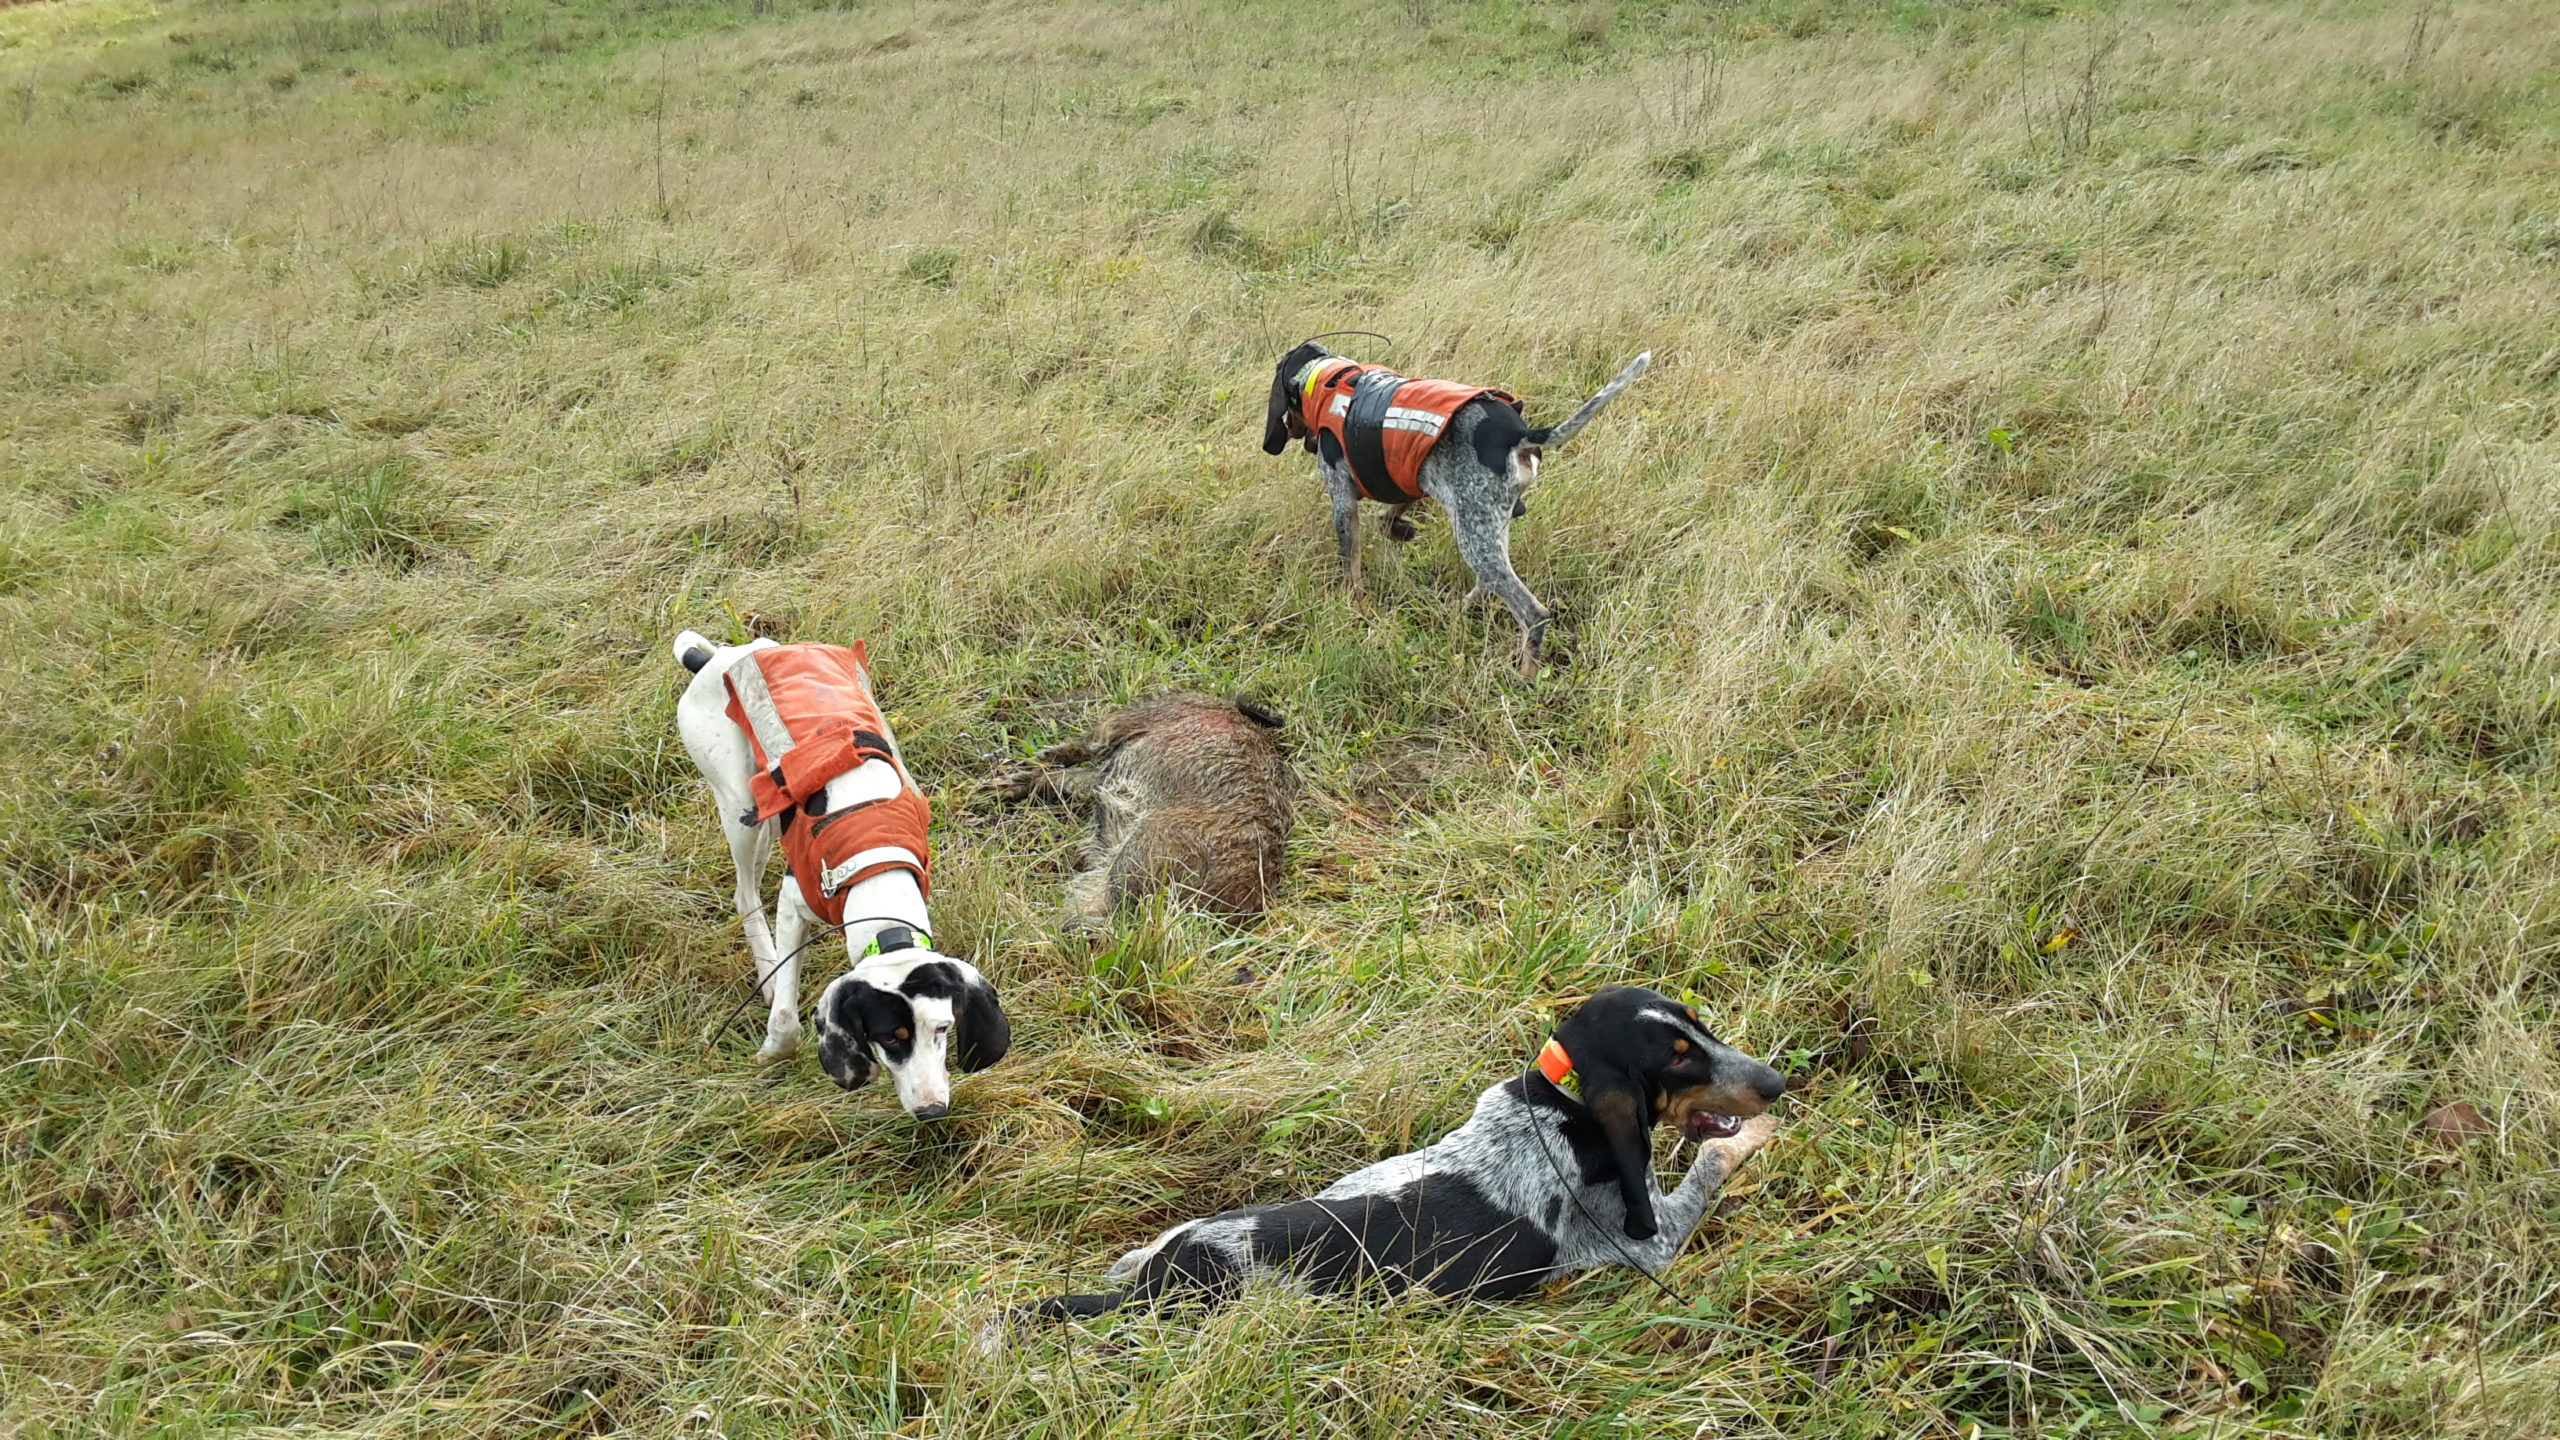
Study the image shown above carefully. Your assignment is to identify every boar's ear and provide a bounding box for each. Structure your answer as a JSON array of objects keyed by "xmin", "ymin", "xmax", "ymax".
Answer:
[{"xmin": 953, "ymin": 975, "xmax": 1011, "ymax": 1073}]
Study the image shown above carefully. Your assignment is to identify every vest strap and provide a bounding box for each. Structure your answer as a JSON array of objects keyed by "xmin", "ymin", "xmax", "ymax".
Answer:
[{"xmin": 1341, "ymin": 369, "xmax": 1413, "ymax": 502}]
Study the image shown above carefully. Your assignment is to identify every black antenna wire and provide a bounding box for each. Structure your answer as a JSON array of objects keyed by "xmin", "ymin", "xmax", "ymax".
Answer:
[{"xmin": 706, "ymin": 914, "xmax": 920, "ymax": 1046}]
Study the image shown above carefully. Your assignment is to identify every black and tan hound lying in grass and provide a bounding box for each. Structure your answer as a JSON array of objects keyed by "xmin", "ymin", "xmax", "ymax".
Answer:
[{"xmin": 1005, "ymin": 986, "xmax": 1782, "ymax": 1334}]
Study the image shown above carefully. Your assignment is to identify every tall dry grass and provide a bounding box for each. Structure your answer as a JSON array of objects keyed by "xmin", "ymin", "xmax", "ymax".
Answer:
[{"xmin": 3, "ymin": 0, "xmax": 2558, "ymax": 1435}]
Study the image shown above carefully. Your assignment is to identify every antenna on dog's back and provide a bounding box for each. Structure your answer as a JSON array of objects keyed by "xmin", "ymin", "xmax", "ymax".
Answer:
[{"xmin": 1296, "ymin": 329, "xmax": 1395, "ymax": 352}]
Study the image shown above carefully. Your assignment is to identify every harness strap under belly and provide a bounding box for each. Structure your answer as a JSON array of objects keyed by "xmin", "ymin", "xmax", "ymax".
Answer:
[{"xmin": 1341, "ymin": 370, "xmax": 1411, "ymax": 503}]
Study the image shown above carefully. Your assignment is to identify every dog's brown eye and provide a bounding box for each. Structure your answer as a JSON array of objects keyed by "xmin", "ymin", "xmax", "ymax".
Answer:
[
  {"xmin": 895, "ymin": 1027, "xmax": 911, "ymax": 1041},
  {"xmin": 1673, "ymin": 1038, "xmax": 1690, "ymax": 1053}
]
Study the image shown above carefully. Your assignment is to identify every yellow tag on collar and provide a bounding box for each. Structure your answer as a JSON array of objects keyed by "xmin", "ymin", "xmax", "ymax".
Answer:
[
  {"xmin": 1536, "ymin": 1038, "xmax": 1574, "ymax": 1087},
  {"xmin": 1296, "ymin": 359, "xmax": 1326, "ymax": 412}
]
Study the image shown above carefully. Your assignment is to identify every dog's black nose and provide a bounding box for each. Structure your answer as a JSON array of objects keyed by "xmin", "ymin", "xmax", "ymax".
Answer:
[
  {"xmin": 1757, "ymin": 1069, "xmax": 1789, "ymax": 1102},
  {"xmin": 910, "ymin": 1102, "xmax": 951, "ymax": 1121}
]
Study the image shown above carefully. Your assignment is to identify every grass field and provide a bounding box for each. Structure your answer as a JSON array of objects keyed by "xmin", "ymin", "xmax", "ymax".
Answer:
[{"xmin": 4, "ymin": 0, "xmax": 2558, "ymax": 1434}]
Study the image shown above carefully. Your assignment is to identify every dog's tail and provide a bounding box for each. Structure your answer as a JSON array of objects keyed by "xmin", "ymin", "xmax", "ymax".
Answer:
[
  {"xmin": 1038, "ymin": 1291, "xmax": 1131, "ymax": 1322},
  {"xmin": 972, "ymin": 1291, "xmax": 1132, "ymax": 1356},
  {"xmin": 673, "ymin": 629, "xmax": 715, "ymax": 675},
  {"xmin": 1232, "ymin": 695, "xmax": 1287, "ymax": 730},
  {"xmin": 1527, "ymin": 351, "xmax": 1651, "ymax": 449}
]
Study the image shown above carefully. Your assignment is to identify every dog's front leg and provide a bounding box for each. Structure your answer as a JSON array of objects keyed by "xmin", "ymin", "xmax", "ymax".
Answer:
[
  {"xmin": 1321, "ymin": 461, "xmax": 1365, "ymax": 596},
  {"xmin": 1614, "ymin": 1115, "xmax": 1779, "ymax": 1274}
]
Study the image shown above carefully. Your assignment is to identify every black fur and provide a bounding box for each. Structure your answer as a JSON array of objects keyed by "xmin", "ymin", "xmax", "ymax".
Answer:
[
  {"xmin": 1466, "ymin": 397, "xmax": 1534, "ymax": 473},
  {"xmin": 816, "ymin": 978, "xmax": 906, "ymax": 1091},
  {"xmin": 1263, "ymin": 342, "xmax": 1330, "ymax": 456},
  {"xmin": 1550, "ymin": 993, "xmax": 1671, "ymax": 1238}
]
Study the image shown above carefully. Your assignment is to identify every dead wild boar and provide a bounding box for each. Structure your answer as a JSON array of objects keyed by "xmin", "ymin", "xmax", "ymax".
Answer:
[{"xmin": 982, "ymin": 692, "xmax": 1293, "ymax": 930}]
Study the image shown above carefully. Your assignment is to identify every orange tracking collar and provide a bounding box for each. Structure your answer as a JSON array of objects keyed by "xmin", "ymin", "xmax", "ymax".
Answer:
[{"xmin": 1536, "ymin": 1038, "xmax": 1574, "ymax": 1086}]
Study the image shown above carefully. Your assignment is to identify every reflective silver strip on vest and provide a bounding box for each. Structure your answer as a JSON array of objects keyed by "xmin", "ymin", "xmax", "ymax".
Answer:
[
  {"xmin": 725, "ymin": 651, "xmax": 798, "ymax": 761},
  {"xmin": 1381, "ymin": 406, "xmax": 1447, "ymax": 436},
  {"xmin": 822, "ymin": 844, "xmax": 923, "ymax": 898}
]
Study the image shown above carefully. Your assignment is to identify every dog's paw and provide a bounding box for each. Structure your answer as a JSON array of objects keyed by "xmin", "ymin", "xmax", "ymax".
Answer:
[
  {"xmin": 757, "ymin": 1020, "xmax": 805, "ymax": 1060},
  {"xmin": 1709, "ymin": 1113, "xmax": 1781, "ymax": 1163},
  {"xmin": 1385, "ymin": 515, "xmax": 1419, "ymax": 543}
]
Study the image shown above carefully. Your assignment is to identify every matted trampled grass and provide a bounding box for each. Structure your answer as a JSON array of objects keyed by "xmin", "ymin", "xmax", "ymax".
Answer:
[{"xmin": 4, "ymin": 0, "xmax": 2558, "ymax": 1435}]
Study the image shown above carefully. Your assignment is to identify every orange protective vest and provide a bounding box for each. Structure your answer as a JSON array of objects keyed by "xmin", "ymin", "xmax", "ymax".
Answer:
[
  {"xmin": 1296, "ymin": 356, "xmax": 1522, "ymax": 504},
  {"xmin": 719, "ymin": 642, "xmax": 931, "ymax": 925}
]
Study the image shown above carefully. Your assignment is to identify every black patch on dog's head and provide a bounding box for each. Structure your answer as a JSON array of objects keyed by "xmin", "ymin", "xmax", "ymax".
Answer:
[
  {"xmin": 1264, "ymin": 341, "xmax": 1331, "ymax": 455},
  {"xmin": 817, "ymin": 978, "xmax": 913, "ymax": 1091},
  {"xmin": 1547, "ymin": 985, "xmax": 1784, "ymax": 1241}
]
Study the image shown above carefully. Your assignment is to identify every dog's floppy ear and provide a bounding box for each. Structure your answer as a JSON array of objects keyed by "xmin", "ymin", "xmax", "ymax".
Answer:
[
  {"xmin": 1262, "ymin": 354, "xmax": 1297, "ymax": 456},
  {"xmin": 816, "ymin": 979, "xmax": 882, "ymax": 1092},
  {"xmin": 1263, "ymin": 342, "xmax": 1326, "ymax": 456},
  {"xmin": 1576, "ymin": 1052, "xmax": 1661, "ymax": 1240},
  {"xmin": 1553, "ymin": 993, "xmax": 1661, "ymax": 1240},
  {"xmin": 953, "ymin": 974, "xmax": 1012, "ymax": 1073}
]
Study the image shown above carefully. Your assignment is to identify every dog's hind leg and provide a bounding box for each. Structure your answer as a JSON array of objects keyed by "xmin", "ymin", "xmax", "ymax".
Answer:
[
  {"xmin": 1438, "ymin": 485, "xmax": 1551, "ymax": 678},
  {"xmin": 1381, "ymin": 502, "xmax": 1418, "ymax": 543},
  {"xmin": 761, "ymin": 866, "xmax": 814, "ymax": 1059},
  {"xmin": 719, "ymin": 813, "xmax": 803, "ymax": 1058}
]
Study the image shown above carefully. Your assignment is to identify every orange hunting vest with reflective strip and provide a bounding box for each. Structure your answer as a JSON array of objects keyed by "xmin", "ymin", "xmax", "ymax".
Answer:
[
  {"xmin": 719, "ymin": 642, "xmax": 931, "ymax": 924},
  {"xmin": 1297, "ymin": 356, "xmax": 1522, "ymax": 504}
]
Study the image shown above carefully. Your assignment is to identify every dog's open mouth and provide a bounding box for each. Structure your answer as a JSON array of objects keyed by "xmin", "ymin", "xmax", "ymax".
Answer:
[{"xmin": 1682, "ymin": 1111, "xmax": 1742, "ymax": 1143}]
